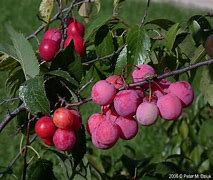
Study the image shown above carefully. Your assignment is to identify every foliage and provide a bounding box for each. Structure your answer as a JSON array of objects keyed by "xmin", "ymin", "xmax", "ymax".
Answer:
[{"xmin": 0, "ymin": 0, "xmax": 213, "ymax": 179}]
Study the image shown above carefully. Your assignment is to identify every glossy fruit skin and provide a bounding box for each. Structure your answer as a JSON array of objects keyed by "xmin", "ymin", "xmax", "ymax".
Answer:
[
  {"xmin": 114, "ymin": 89, "xmax": 141, "ymax": 117},
  {"xmin": 205, "ymin": 34, "xmax": 213, "ymax": 58},
  {"xmin": 136, "ymin": 102, "xmax": 159, "ymax": 126},
  {"xmin": 43, "ymin": 28, "xmax": 62, "ymax": 44},
  {"xmin": 73, "ymin": 35, "xmax": 85, "ymax": 57},
  {"xmin": 106, "ymin": 75, "xmax": 124, "ymax": 89},
  {"xmin": 91, "ymin": 80, "xmax": 116, "ymax": 106},
  {"xmin": 91, "ymin": 133, "xmax": 114, "ymax": 149},
  {"xmin": 53, "ymin": 107, "xmax": 74, "ymax": 129},
  {"xmin": 86, "ymin": 113, "xmax": 105, "ymax": 135},
  {"xmin": 42, "ymin": 138, "xmax": 54, "ymax": 146},
  {"xmin": 132, "ymin": 64, "xmax": 155, "ymax": 83},
  {"xmin": 167, "ymin": 81, "xmax": 194, "ymax": 107},
  {"xmin": 35, "ymin": 116, "xmax": 56, "ymax": 139},
  {"xmin": 53, "ymin": 129, "xmax": 76, "ymax": 151},
  {"xmin": 39, "ymin": 39, "xmax": 59, "ymax": 61},
  {"xmin": 157, "ymin": 93, "xmax": 182, "ymax": 120},
  {"xmin": 67, "ymin": 21, "xmax": 85, "ymax": 37},
  {"xmin": 115, "ymin": 116, "xmax": 138, "ymax": 140}
]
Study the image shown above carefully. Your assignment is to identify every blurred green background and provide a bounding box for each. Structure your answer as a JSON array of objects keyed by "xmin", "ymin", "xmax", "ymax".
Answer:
[{"xmin": 0, "ymin": 0, "xmax": 210, "ymax": 179}]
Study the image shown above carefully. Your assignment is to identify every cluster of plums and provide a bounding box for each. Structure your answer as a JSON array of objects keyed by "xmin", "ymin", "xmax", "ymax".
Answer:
[
  {"xmin": 39, "ymin": 18, "xmax": 85, "ymax": 62},
  {"xmin": 35, "ymin": 107, "xmax": 82, "ymax": 151},
  {"xmin": 87, "ymin": 64, "xmax": 194, "ymax": 149}
]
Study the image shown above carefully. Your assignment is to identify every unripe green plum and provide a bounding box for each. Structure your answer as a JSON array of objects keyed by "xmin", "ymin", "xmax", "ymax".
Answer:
[
  {"xmin": 91, "ymin": 80, "xmax": 116, "ymax": 106},
  {"xmin": 157, "ymin": 93, "xmax": 182, "ymax": 120},
  {"xmin": 136, "ymin": 102, "xmax": 159, "ymax": 126},
  {"xmin": 114, "ymin": 90, "xmax": 141, "ymax": 117},
  {"xmin": 167, "ymin": 81, "xmax": 194, "ymax": 107}
]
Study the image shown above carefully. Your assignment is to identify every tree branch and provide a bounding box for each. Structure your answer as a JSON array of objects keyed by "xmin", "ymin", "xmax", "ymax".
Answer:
[{"xmin": 0, "ymin": 104, "xmax": 26, "ymax": 134}]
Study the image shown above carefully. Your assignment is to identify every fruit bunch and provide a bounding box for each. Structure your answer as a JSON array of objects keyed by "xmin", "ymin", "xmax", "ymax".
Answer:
[
  {"xmin": 64, "ymin": 18, "xmax": 85, "ymax": 57},
  {"xmin": 38, "ymin": 18, "xmax": 85, "ymax": 62},
  {"xmin": 87, "ymin": 64, "xmax": 194, "ymax": 149},
  {"xmin": 35, "ymin": 107, "xmax": 82, "ymax": 151},
  {"xmin": 39, "ymin": 28, "xmax": 62, "ymax": 62}
]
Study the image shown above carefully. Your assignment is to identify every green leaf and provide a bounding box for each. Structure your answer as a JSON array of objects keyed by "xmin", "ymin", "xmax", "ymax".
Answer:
[
  {"xmin": 191, "ymin": 44, "xmax": 206, "ymax": 63},
  {"xmin": 85, "ymin": 14, "xmax": 111, "ymax": 40},
  {"xmin": 0, "ymin": 43, "xmax": 19, "ymax": 61},
  {"xmin": 114, "ymin": 45, "xmax": 127, "ymax": 74},
  {"xmin": 47, "ymin": 70, "xmax": 79, "ymax": 87},
  {"xmin": 19, "ymin": 76, "xmax": 50, "ymax": 115},
  {"xmin": 145, "ymin": 19, "xmax": 175, "ymax": 30},
  {"xmin": 127, "ymin": 25, "xmax": 151, "ymax": 74},
  {"xmin": 27, "ymin": 159, "xmax": 57, "ymax": 180},
  {"xmin": 86, "ymin": 154, "xmax": 105, "ymax": 173},
  {"xmin": 200, "ymin": 67, "xmax": 213, "ymax": 106},
  {"xmin": 199, "ymin": 120, "xmax": 213, "ymax": 146},
  {"xmin": 164, "ymin": 23, "xmax": 179, "ymax": 53},
  {"xmin": 72, "ymin": 126, "xmax": 86, "ymax": 169},
  {"xmin": 38, "ymin": 0, "xmax": 54, "ymax": 25},
  {"xmin": 95, "ymin": 26, "xmax": 114, "ymax": 57},
  {"xmin": 0, "ymin": 53, "xmax": 18, "ymax": 71},
  {"xmin": 6, "ymin": 25, "xmax": 40, "ymax": 80},
  {"xmin": 178, "ymin": 120, "xmax": 189, "ymax": 139}
]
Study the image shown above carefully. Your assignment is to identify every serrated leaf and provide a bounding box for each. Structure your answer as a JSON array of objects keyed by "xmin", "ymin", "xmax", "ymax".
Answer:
[
  {"xmin": 127, "ymin": 25, "xmax": 151, "ymax": 74},
  {"xmin": 0, "ymin": 43, "xmax": 19, "ymax": 61},
  {"xmin": 114, "ymin": 45, "xmax": 127, "ymax": 74},
  {"xmin": 47, "ymin": 70, "xmax": 79, "ymax": 87},
  {"xmin": 27, "ymin": 159, "xmax": 57, "ymax": 180},
  {"xmin": 19, "ymin": 76, "xmax": 50, "ymax": 115},
  {"xmin": 38, "ymin": 0, "xmax": 54, "ymax": 25},
  {"xmin": 164, "ymin": 23, "xmax": 179, "ymax": 53},
  {"xmin": 85, "ymin": 14, "xmax": 111, "ymax": 40},
  {"xmin": 6, "ymin": 25, "xmax": 40, "ymax": 80}
]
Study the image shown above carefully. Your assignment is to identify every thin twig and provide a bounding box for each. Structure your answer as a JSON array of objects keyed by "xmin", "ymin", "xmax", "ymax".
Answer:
[
  {"xmin": 0, "ymin": 104, "xmax": 26, "ymax": 133},
  {"xmin": 26, "ymin": 0, "xmax": 85, "ymax": 40},
  {"xmin": 82, "ymin": 45, "xmax": 125, "ymax": 66},
  {"xmin": 140, "ymin": 0, "xmax": 151, "ymax": 27}
]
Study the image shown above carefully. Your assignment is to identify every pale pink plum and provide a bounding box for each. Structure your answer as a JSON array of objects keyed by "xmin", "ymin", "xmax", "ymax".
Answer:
[
  {"xmin": 152, "ymin": 79, "xmax": 171, "ymax": 94},
  {"xmin": 106, "ymin": 75, "xmax": 124, "ymax": 89},
  {"xmin": 91, "ymin": 133, "xmax": 114, "ymax": 149},
  {"xmin": 69, "ymin": 109, "xmax": 82, "ymax": 131},
  {"xmin": 86, "ymin": 113, "xmax": 106, "ymax": 135},
  {"xmin": 115, "ymin": 116, "xmax": 138, "ymax": 140},
  {"xmin": 95, "ymin": 120, "xmax": 120, "ymax": 145},
  {"xmin": 91, "ymin": 80, "xmax": 116, "ymax": 106},
  {"xmin": 64, "ymin": 35, "xmax": 73, "ymax": 49},
  {"xmin": 101, "ymin": 105, "xmax": 119, "ymax": 121},
  {"xmin": 43, "ymin": 28, "xmax": 62, "ymax": 44},
  {"xmin": 53, "ymin": 129, "xmax": 76, "ymax": 151},
  {"xmin": 157, "ymin": 93, "xmax": 182, "ymax": 120},
  {"xmin": 167, "ymin": 81, "xmax": 194, "ymax": 107},
  {"xmin": 114, "ymin": 90, "xmax": 141, "ymax": 117},
  {"xmin": 205, "ymin": 34, "xmax": 213, "ymax": 58},
  {"xmin": 136, "ymin": 102, "xmax": 159, "ymax": 126},
  {"xmin": 143, "ymin": 96, "xmax": 158, "ymax": 104},
  {"xmin": 132, "ymin": 64, "xmax": 155, "ymax": 83}
]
